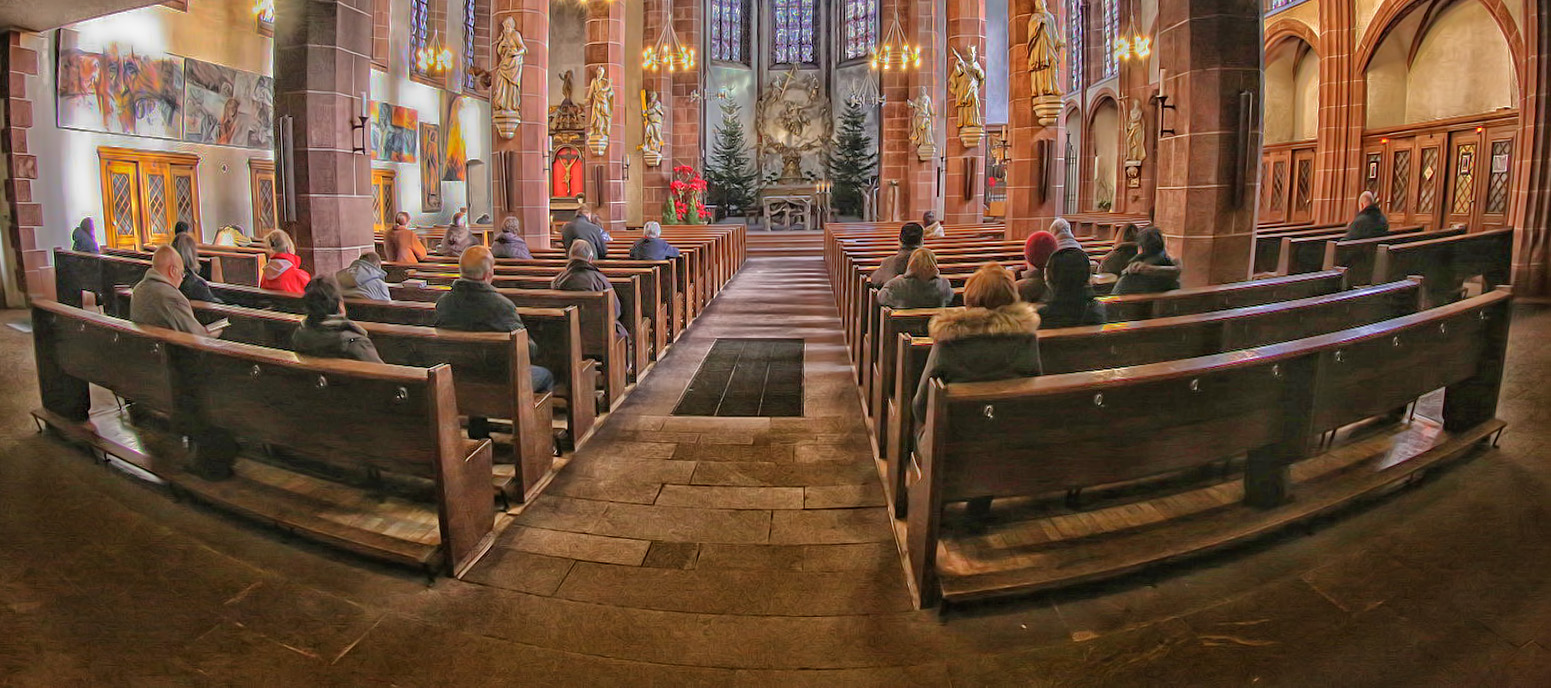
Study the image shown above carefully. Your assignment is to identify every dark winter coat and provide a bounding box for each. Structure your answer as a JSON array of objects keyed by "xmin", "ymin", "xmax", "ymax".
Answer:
[
  {"xmin": 561, "ymin": 217, "xmax": 610, "ymax": 259},
  {"xmin": 913, "ymin": 302, "xmax": 1043, "ymax": 424},
  {"xmin": 491, "ymin": 230, "xmax": 532, "ymax": 259},
  {"xmin": 628, "ymin": 237, "xmax": 681, "ymax": 261},
  {"xmin": 71, "ymin": 226, "xmax": 99, "ymax": 253},
  {"xmin": 869, "ymin": 246, "xmax": 919, "ymax": 287},
  {"xmin": 292, "ymin": 314, "xmax": 383, "ymax": 363},
  {"xmin": 433, "ymin": 278, "xmax": 537, "ymax": 360},
  {"xmin": 1343, "ymin": 204, "xmax": 1391, "ymax": 241},
  {"xmin": 878, "ymin": 274, "xmax": 954, "ymax": 310}
]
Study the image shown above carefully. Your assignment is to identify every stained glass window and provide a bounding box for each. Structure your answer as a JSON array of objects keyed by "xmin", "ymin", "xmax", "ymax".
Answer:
[
  {"xmin": 1067, "ymin": 0, "xmax": 1084, "ymax": 91},
  {"xmin": 710, "ymin": 0, "xmax": 748, "ymax": 63},
  {"xmin": 842, "ymin": 0, "xmax": 878, "ymax": 61},
  {"xmin": 410, "ymin": 0, "xmax": 430, "ymax": 76},
  {"xmin": 1101, "ymin": 0, "xmax": 1118, "ymax": 79},
  {"xmin": 462, "ymin": 0, "xmax": 482, "ymax": 90},
  {"xmin": 774, "ymin": 0, "xmax": 817, "ymax": 65}
]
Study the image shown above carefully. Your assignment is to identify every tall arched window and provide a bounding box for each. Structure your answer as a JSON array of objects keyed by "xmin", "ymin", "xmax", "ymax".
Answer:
[
  {"xmin": 773, "ymin": 0, "xmax": 817, "ymax": 64},
  {"xmin": 462, "ymin": 0, "xmax": 490, "ymax": 91},
  {"xmin": 409, "ymin": 0, "xmax": 430, "ymax": 77},
  {"xmin": 1067, "ymin": 0, "xmax": 1084, "ymax": 91},
  {"xmin": 1101, "ymin": 0, "xmax": 1119, "ymax": 79},
  {"xmin": 841, "ymin": 0, "xmax": 878, "ymax": 61},
  {"xmin": 710, "ymin": 0, "xmax": 749, "ymax": 63}
]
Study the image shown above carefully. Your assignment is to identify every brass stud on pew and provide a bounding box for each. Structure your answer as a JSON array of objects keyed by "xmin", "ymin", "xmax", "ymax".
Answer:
[
  {"xmin": 1272, "ymin": 364, "xmax": 1282, "ymax": 378},
  {"xmin": 315, "ymin": 375, "xmax": 329, "ymax": 389},
  {"xmin": 1093, "ymin": 393, "xmax": 1105, "ymax": 408},
  {"xmin": 249, "ymin": 365, "xmax": 262, "ymax": 378},
  {"xmin": 1189, "ymin": 379, "xmax": 1201, "ymax": 392},
  {"xmin": 1392, "ymin": 336, "xmax": 1401, "ymax": 348},
  {"xmin": 1335, "ymin": 350, "xmax": 1345, "ymax": 363},
  {"xmin": 111, "ymin": 333, "xmax": 119, "ymax": 343},
  {"xmin": 1439, "ymin": 323, "xmax": 1448, "ymax": 334},
  {"xmin": 394, "ymin": 387, "xmax": 409, "ymax": 403},
  {"xmin": 981, "ymin": 405, "xmax": 995, "ymax": 420}
]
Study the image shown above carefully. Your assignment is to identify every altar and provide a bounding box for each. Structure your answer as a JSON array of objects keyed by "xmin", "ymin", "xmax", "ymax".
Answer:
[{"xmin": 760, "ymin": 186, "xmax": 821, "ymax": 232}]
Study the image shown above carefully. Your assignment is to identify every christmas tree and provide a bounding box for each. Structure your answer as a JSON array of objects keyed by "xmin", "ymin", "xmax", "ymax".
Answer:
[
  {"xmin": 827, "ymin": 100, "xmax": 877, "ymax": 218},
  {"xmin": 704, "ymin": 99, "xmax": 760, "ymax": 217}
]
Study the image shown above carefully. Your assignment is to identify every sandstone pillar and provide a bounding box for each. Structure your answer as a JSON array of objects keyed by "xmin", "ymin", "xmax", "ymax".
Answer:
[
  {"xmin": 1004, "ymin": 0, "xmax": 1060, "ymax": 240},
  {"xmin": 641, "ymin": 0, "xmax": 673, "ymax": 219},
  {"xmin": 584, "ymin": 0, "xmax": 626, "ymax": 235},
  {"xmin": 493, "ymin": 0, "xmax": 550, "ymax": 245},
  {"xmin": 670, "ymin": 0, "xmax": 703, "ymax": 177},
  {"xmin": 1511, "ymin": 2, "xmax": 1550, "ymax": 297},
  {"xmin": 1152, "ymin": 0, "xmax": 1262, "ymax": 285},
  {"xmin": 943, "ymin": 0, "xmax": 987, "ymax": 224},
  {"xmin": 1312, "ymin": 0, "xmax": 1361, "ymax": 225},
  {"xmin": 272, "ymin": 0, "xmax": 374, "ymax": 276}
]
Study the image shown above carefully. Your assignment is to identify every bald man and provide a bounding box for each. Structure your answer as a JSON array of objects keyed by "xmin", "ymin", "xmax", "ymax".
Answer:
[
  {"xmin": 1343, "ymin": 190, "xmax": 1390, "ymax": 240},
  {"xmin": 130, "ymin": 246, "xmax": 207, "ymax": 334}
]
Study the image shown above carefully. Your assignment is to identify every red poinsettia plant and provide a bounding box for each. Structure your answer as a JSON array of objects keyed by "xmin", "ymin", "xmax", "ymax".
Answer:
[{"xmin": 663, "ymin": 165, "xmax": 712, "ymax": 224}]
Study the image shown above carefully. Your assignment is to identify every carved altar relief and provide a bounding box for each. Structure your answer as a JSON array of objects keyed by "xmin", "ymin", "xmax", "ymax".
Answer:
[{"xmin": 756, "ymin": 68, "xmax": 832, "ymax": 182}]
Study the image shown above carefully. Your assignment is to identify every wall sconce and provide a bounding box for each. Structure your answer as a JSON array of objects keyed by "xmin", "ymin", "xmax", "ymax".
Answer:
[
  {"xmin": 1150, "ymin": 70, "xmax": 1177, "ymax": 138},
  {"xmin": 352, "ymin": 91, "xmax": 371, "ymax": 155}
]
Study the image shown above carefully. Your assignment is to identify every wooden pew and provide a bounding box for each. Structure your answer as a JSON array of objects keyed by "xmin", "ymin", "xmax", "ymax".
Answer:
[
  {"xmin": 878, "ymin": 278, "xmax": 1424, "ymax": 514},
  {"xmin": 31, "ymin": 299, "xmax": 504, "ymax": 578},
  {"xmin": 907, "ymin": 288, "xmax": 1511, "ymax": 606},
  {"xmin": 1372, "ymin": 228, "xmax": 1515, "ymax": 307},
  {"xmin": 55, "ymin": 249, "xmax": 216, "ymax": 315},
  {"xmin": 184, "ymin": 301, "xmax": 557, "ymax": 504},
  {"xmin": 1252, "ymin": 223, "xmax": 1344, "ymax": 273},
  {"xmin": 1322, "ymin": 227, "xmax": 1468, "ymax": 285},
  {"xmin": 1275, "ymin": 225, "xmax": 1424, "ymax": 275}
]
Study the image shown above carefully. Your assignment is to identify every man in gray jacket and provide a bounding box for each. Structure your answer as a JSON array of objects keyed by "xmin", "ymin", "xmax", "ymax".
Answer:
[
  {"xmin": 130, "ymin": 246, "xmax": 212, "ymax": 335},
  {"xmin": 560, "ymin": 205, "xmax": 609, "ymax": 259}
]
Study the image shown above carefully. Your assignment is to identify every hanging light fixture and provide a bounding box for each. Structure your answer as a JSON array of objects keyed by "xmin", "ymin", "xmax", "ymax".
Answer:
[
  {"xmin": 870, "ymin": 10, "xmax": 922, "ymax": 72},
  {"xmin": 251, "ymin": 0, "xmax": 275, "ymax": 24},
  {"xmin": 416, "ymin": 30, "xmax": 454, "ymax": 74},
  {"xmin": 643, "ymin": 17, "xmax": 696, "ymax": 73},
  {"xmin": 1113, "ymin": 4, "xmax": 1152, "ymax": 62}
]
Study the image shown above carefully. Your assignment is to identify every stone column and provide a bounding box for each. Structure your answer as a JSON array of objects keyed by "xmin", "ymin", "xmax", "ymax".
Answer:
[
  {"xmin": 1312, "ymin": 0, "xmax": 1361, "ymax": 225},
  {"xmin": 905, "ymin": 0, "xmax": 945, "ymax": 223},
  {"xmin": 272, "ymin": 0, "xmax": 374, "ymax": 277},
  {"xmin": 943, "ymin": 0, "xmax": 987, "ymax": 224},
  {"xmin": 641, "ymin": 0, "xmax": 673, "ymax": 220},
  {"xmin": 1511, "ymin": 2, "xmax": 1550, "ymax": 297},
  {"xmin": 493, "ymin": 0, "xmax": 550, "ymax": 245},
  {"xmin": 1, "ymin": 32, "xmax": 46, "ymax": 301},
  {"xmin": 1152, "ymin": 0, "xmax": 1262, "ymax": 285},
  {"xmin": 1004, "ymin": 0, "xmax": 1060, "ymax": 240},
  {"xmin": 670, "ymin": 0, "xmax": 702, "ymax": 181},
  {"xmin": 878, "ymin": 0, "xmax": 913, "ymax": 223},
  {"xmin": 585, "ymin": 0, "xmax": 626, "ymax": 235}
]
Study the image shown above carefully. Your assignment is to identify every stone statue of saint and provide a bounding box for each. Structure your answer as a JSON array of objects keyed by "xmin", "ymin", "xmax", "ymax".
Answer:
[
  {"xmin": 586, "ymin": 67, "xmax": 614, "ymax": 139},
  {"xmin": 908, "ymin": 87, "xmax": 934, "ymax": 149},
  {"xmin": 1028, "ymin": 0, "xmax": 1066, "ymax": 99},
  {"xmin": 491, "ymin": 18, "xmax": 526, "ymax": 116},
  {"xmin": 1125, "ymin": 99, "xmax": 1147, "ymax": 163},
  {"xmin": 560, "ymin": 70, "xmax": 575, "ymax": 103},
  {"xmin": 641, "ymin": 90, "xmax": 666, "ymax": 163},
  {"xmin": 949, "ymin": 45, "xmax": 986, "ymax": 130}
]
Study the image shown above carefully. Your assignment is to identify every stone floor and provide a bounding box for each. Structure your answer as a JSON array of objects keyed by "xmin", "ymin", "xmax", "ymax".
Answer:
[{"xmin": 2, "ymin": 255, "xmax": 1550, "ymax": 685}]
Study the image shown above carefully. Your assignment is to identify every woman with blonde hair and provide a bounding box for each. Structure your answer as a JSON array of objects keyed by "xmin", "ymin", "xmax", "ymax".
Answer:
[
  {"xmin": 259, "ymin": 229, "xmax": 312, "ymax": 294},
  {"xmin": 878, "ymin": 248, "xmax": 953, "ymax": 309}
]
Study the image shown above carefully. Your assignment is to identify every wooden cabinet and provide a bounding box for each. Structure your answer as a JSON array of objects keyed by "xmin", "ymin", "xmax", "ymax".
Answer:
[
  {"xmin": 249, "ymin": 160, "xmax": 279, "ymax": 235},
  {"xmin": 98, "ymin": 148, "xmax": 200, "ymax": 250}
]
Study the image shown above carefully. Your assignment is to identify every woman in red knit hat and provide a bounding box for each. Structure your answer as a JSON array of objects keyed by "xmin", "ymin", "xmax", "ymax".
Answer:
[{"xmin": 1016, "ymin": 231, "xmax": 1060, "ymax": 303}]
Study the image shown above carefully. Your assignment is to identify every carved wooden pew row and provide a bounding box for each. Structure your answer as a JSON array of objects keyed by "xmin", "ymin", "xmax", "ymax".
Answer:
[
  {"xmin": 102, "ymin": 244, "xmax": 266, "ymax": 287},
  {"xmin": 31, "ymin": 299, "xmax": 505, "ymax": 578},
  {"xmin": 1275, "ymin": 225, "xmax": 1426, "ymax": 276},
  {"xmin": 907, "ymin": 288, "xmax": 1512, "ymax": 607},
  {"xmin": 183, "ymin": 301, "xmax": 557, "ymax": 504},
  {"xmin": 55, "ymin": 249, "xmax": 217, "ymax": 313},
  {"xmin": 1251, "ymin": 223, "xmax": 1347, "ymax": 273},
  {"xmin": 878, "ymin": 278, "xmax": 1424, "ymax": 513},
  {"xmin": 1373, "ymin": 228, "xmax": 1515, "ymax": 308},
  {"xmin": 179, "ymin": 283, "xmax": 599, "ymax": 448}
]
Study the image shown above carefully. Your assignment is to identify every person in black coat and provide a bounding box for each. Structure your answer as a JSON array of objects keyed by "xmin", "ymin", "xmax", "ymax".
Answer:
[
  {"xmin": 869, "ymin": 223, "xmax": 925, "ymax": 287},
  {"xmin": 293, "ymin": 276, "xmax": 383, "ymax": 363},
  {"xmin": 1112, "ymin": 226, "xmax": 1182, "ymax": 295},
  {"xmin": 1039, "ymin": 247, "xmax": 1107, "ymax": 328},
  {"xmin": 71, "ymin": 218, "xmax": 99, "ymax": 253},
  {"xmin": 628, "ymin": 221, "xmax": 681, "ymax": 261},
  {"xmin": 560, "ymin": 205, "xmax": 609, "ymax": 259},
  {"xmin": 171, "ymin": 232, "xmax": 219, "ymax": 303},
  {"xmin": 1343, "ymin": 191, "xmax": 1390, "ymax": 240},
  {"xmin": 434, "ymin": 246, "xmax": 554, "ymax": 393}
]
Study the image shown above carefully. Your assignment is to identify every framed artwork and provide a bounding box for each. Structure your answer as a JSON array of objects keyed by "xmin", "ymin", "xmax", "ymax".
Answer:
[
  {"xmin": 183, "ymin": 58, "xmax": 274, "ymax": 148},
  {"xmin": 420, "ymin": 122, "xmax": 443, "ymax": 212},
  {"xmin": 56, "ymin": 31, "xmax": 185, "ymax": 139},
  {"xmin": 443, "ymin": 95, "xmax": 468, "ymax": 182},
  {"xmin": 371, "ymin": 102, "xmax": 419, "ymax": 162}
]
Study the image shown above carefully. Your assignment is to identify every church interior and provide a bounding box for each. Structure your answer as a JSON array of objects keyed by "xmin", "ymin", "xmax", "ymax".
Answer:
[{"xmin": 1, "ymin": 0, "xmax": 1549, "ymax": 683}]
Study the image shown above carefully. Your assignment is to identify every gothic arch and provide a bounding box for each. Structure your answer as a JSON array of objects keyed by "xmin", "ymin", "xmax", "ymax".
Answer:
[
  {"xmin": 1355, "ymin": 0, "xmax": 1525, "ymax": 89},
  {"xmin": 1265, "ymin": 17, "xmax": 1320, "ymax": 56}
]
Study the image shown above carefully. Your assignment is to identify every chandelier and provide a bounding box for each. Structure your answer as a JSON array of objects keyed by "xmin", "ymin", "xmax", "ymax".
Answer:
[
  {"xmin": 1113, "ymin": 4, "xmax": 1152, "ymax": 61},
  {"xmin": 643, "ymin": 19, "xmax": 696, "ymax": 72},
  {"xmin": 251, "ymin": 0, "xmax": 275, "ymax": 24},
  {"xmin": 870, "ymin": 11, "xmax": 921, "ymax": 71},
  {"xmin": 416, "ymin": 30, "xmax": 454, "ymax": 74}
]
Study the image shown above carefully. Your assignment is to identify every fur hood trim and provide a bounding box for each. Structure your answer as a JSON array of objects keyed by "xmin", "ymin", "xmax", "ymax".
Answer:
[{"xmin": 929, "ymin": 302, "xmax": 1040, "ymax": 342}]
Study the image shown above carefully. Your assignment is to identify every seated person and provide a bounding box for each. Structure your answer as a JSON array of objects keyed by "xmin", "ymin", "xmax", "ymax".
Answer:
[
  {"xmin": 438, "ymin": 213, "xmax": 475, "ymax": 256},
  {"xmin": 1048, "ymin": 217, "xmax": 1083, "ymax": 253},
  {"xmin": 552, "ymin": 241, "xmax": 629, "ymax": 341},
  {"xmin": 130, "ymin": 246, "xmax": 217, "ymax": 336},
  {"xmin": 434, "ymin": 246, "xmax": 554, "ymax": 394},
  {"xmin": 878, "ymin": 248, "xmax": 953, "ymax": 309},
  {"xmin": 870, "ymin": 222, "xmax": 926, "ymax": 287},
  {"xmin": 384, "ymin": 212, "xmax": 429, "ymax": 263},
  {"xmin": 171, "ymin": 232, "xmax": 219, "ymax": 303},
  {"xmin": 629, "ymin": 221, "xmax": 681, "ymax": 261},
  {"xmin": 922, "ymin": 210, "xmax": 945, "ymax": 238},
  {"xmin": 1097, "ymin": 223, "xmax": 1141, "ymax": 275},
  {"xmin": 561, "ymin": 205, "xmax": 609, "ymax": 259},
  {"xmin": 1016, "ymin": 231, "xmax": 1059, "ymax": 303},
  {"xmin": 71, "ymin": 218, "xmax": 99, "ymax": 253},
  {"xmin": 213, "ymin": 224, "xmax": 253, "ymax": 248},
  {"xmin": 173, "ymin": 220, "xmax": 192, "ymax": 238},
  {"xmin": 336, "ymin": 252, "xmax": 391, "ymax": 301},
  {"xmin": 259, "ymin": 229, "xmax": 312, "ymax": 294},
  {"xmin": 293, "ymin": 276, "xmax": 383, "ymax": 363},
  {"xmin": 1039, "ymin": 247, "xmax": 1107, "ymax": 328},
  {"xmin": 1112, "ymin": 226, "xmax": 1182, "ymax": 295},
  {"xmin": 1343, "ymin": 190, "xmax": 1390, "ymax": 240},
  {"xmin": 491, "ymin": 217, "xmax": 532, "ymax": 259}
]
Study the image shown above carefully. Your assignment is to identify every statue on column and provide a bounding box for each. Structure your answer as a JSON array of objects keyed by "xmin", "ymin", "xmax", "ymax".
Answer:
[
  {"xmin": 491, "ymin": 17, "xmax": 526, "ymax": 140},
  {"xmin": 586, "ymin": 67, "xmax": 614, "ymax": 155},
  {"xmin": 908, "ymin": 87, "xmax": 938, "ymax": 162},
  {"xmin": 641, "ymin": 90, "xmax": 666, "ymax": 167},
  {"xmin": 1124, "ymin": 98, "xmax": 1147, "ymax": 188},
  {"xmin": 949, "ymin": 45, "xmax": 986, "ymax": 148},
  {"xmin": 1028, "ymin": 0, "xmax": 1065, "ymax": 126}
]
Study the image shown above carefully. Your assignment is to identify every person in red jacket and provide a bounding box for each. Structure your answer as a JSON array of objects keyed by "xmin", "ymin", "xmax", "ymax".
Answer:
[{"xmin": 260, "ymin": 229, "xmax": 312, "ymax": 294}]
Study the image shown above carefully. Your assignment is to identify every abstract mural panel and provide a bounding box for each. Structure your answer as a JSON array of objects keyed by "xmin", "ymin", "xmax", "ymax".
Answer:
[
  {"xmin": 183, "ymin": 58, "xmax": 274, "ymax": 148},
  {"xmin": 56, "ymin": 32, "xmax": 185, "ymax": 139},
  {"xmin": 371, "ymin": 102, "xmax": 419, "ymax": 163}
]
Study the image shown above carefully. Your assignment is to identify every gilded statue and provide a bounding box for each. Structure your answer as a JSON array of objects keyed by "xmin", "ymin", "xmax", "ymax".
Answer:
[
  {"xmin": 1028, "ymin": 0, "xmax": 1065, "ymax": 99},
  {"xmin": 586, "ymin": 67, "xmax": 614, "ymax": 139},
  {"xmin": 949, "ymin": 45, "xmax": 986, "ymax": 130},
  {"xmin": 491, "ymin": 18, "xmax": 525, "ymax": 116},
  {"xmin": 641, "ymin": 90, "xmax": 665, "ymax": 166}
]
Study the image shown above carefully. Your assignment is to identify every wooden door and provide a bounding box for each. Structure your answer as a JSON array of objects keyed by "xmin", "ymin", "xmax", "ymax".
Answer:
[
  {"xmin": 371, "ymin": 169, "xmax": 397, "ymax": 234},
  {"xmin": 250, "ymin": 160, "xmax": 279, "ymax": 235},
  {"xmin": 1289, "ymin": 148, "xmax": 1315, "ymax": 225},
  {"xmin": 170, "ymin": 163, "xmax": 201, "ymax": 237},
  {"xmin": 1414, "ymin": 142, "xmax": 1445, "ymax": 228},
  {"xmin": 1259, "ymin": 149, "xmax": 1291, "ymax": 225},
  {"xmin": 1384, "ymin": 141, "xmax": 1415, "ymax": 226},
  {"xmin": 1444, "ymin": 131, "xmax": 1481, "ymax": 229},
  {"xmin": 101, "ymin": 160, "xmax": 143, "ymax": 250},
  {"xmin": 1480, "ymin": 128, "xmax": 1515, "ymax": 229}
]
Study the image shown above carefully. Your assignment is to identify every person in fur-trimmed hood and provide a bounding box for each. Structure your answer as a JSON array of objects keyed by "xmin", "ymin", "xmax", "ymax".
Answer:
[{"xmin": 912, "ymin": 262, "xmax": 1043, "ymax": 426}]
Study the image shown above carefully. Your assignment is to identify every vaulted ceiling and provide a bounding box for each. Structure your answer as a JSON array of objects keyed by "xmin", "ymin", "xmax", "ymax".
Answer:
[{"xmin": 0, "ymin": 0, "xmax": 160, "ymax": 33}]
